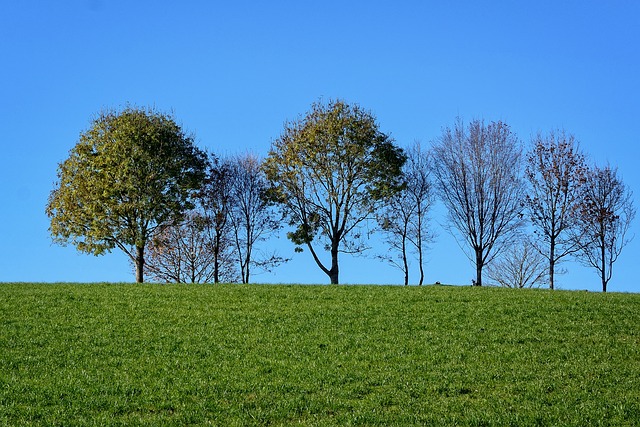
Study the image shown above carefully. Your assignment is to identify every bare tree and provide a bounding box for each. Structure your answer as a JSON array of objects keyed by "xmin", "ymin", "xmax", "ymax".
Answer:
[
  {"xmin": 431, "ymin": 118, "xmax": 524, "ymax": 286},
  {"xmin": 144, "ymin": 153, "xmax": 290, "ymax": 285},
  {"xmin": 377, "ymin": 141, "xmax": 435, "ymax": 285},
  {"xmin": 486, "ymin": 238, "xmax": 547, "ymax": 288},
  {"xmin": 144, "ymin": 211, "xmax": 237, "ymax": 283},
  {"xmin": 574, "ymin": 165, "xmax": 635, "ymax": 292},
  {"xmin": 525, "ymin": 130, "xmax": 587, "ymax": 290},
  {"xmin": 198, "ymin": 155, "xmax": 237, "ymax": 283},
  {"xmin": 377, "ymin": 193, "xmax": 414, "ymax": 286},
  {"xmin": 229, "ymin": 153, "xmax": 288, "ymax": 283}
]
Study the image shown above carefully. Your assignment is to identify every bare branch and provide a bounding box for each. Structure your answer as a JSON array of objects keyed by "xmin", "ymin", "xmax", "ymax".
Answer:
[
  {"xmin": 431, "ymin": 118, "xmax": 524, "ymax": 286},
  {"xmin": 573, "ymin": 164, "xmax": 635, "ymax": 292}
]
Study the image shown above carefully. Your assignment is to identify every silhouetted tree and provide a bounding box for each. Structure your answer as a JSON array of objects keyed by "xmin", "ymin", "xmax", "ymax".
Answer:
[
  {"xmin": 199, "ymin": 155, "xmax": 237, "ymax": 283},
  {"xmin": 525, "ymin": 130, "xmax": 587, "ymax": 289},
  {"xmin": 377, "ymin": 141, "xmax": 434, "ymax": 285},
  {"xmin": 229, "ymin": 153, "xmax": 287, "ymax": 283},
  {"xmin": 431, "ymin": 118, "xmax": 524, "ymax": 286},
  {"xmin": 574, "ymin": 165, "xmax": 635, "ymax": 292}
]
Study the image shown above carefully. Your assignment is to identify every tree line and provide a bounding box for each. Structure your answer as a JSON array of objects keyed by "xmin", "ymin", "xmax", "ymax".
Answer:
[{"xmin": 46, "ymin": 102, "xmax": 635, "ymax": 291}]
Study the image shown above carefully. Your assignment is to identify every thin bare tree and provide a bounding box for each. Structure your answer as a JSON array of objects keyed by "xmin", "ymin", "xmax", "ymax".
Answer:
[
  {"xmin": 198, "ymin": 154, "xmax": 238, "ymax": 283},
  {"xmin": 144, "ymin": 211, "xmax": 237, "ymax": 283},
  {"xmin": 377, "ymin": 141, "xmax": 435, "ymax": 285},
  {"xmin": 229, "ymin": 153, "xmax": 287, "ymax": 284},
  {"xmin": 431, "ymin": 118, "xmax": 524, "ymax": 286},
  {"xmin": 144, "ymin": 153, "xmax": 240, "ymax": 284},
  {"xmin": 525, "ymin": 130, "xmax": 587, "ymax": 290},
  {"xmin": 574, "ymin": 165, "xmax": 635, "ymax": 292},
  {"xmin": 486, "ymin": 238, "xmax": 547, "ymax": 288}
]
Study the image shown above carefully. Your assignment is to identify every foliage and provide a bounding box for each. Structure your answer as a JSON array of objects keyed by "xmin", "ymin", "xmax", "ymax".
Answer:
[
  {"xmin": 574, "ymin": 165, "xmax": 635, "ymax": 292},
  {"xmin": 525, "ymin": 130, "xmax": 587, "ymax": 290},
  {"xmin": 1, "ymin": 283, "xmax": 639, "ymax": 426},
  {"xmin": 45, "ymin": 106, "xmax": 208, "ymax": 282},
  {"xmin": 264, "ymin": 99, "xmax": 406, "ymax": 284},
  {"xmin": 377, "ymin": 141, "xmax": 435, "ymax": 285},
  {"xmin": 431, "ymin": 118, "xmax": 525, "ymax": 286}
]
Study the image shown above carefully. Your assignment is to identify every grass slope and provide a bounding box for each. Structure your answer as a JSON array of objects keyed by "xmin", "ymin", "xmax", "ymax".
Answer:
[{"xmin": 1, "ymin": 284, "xmax": 639, "ymax": 426}]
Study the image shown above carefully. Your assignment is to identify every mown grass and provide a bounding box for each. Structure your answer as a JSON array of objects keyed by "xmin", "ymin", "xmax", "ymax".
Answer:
[{"xmin": 0, "ymin": 283, "xmax": 639, "ymax": 426}]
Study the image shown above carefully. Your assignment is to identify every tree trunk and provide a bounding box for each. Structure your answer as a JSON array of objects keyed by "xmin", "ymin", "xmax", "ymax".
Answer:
[
  {"xmin": 329, "ymin": 241, "xmax": 339, "ymax": 284},
  {"xmin": 213, "ymin": 234, "xmax": 220, "ymax": 284},
  {"xmin": 475, "ymin": 250, "xmax": 483, "ymax": 286},
  {"xmin": 135, "ymin": 245, "xmax": 144, "ymax": 283},
  {"xmin": 242, "ymin": 249, "xmax": 251, "ymax": 284},
  {"xmin": 418, "ymin": 246, "xmax": 424, "ymax": 286},
  {"xmin": 417, "ymin": 212, "xmax": 424, "ymax": 286},
  {"xmin": 243, "ymin": 224, "xmax": 252, "ymax": 284},
  {"xmin": 601, "ymin": 240, "xmax": 607, "ymax": 293},
  {"xmin": 244, "ymin": 240, "xmax": 252, "ymax": 284},
  {"xmin": 402, "ymin": 234, "xmax": 409, "ymax": 286},
  {"xmin": 549, "ymin": 238, "xmax": 555, "ymax": 290},
  {"xmin": 403, "ymin": 261, "xmax": 409, "ymax": 286}
]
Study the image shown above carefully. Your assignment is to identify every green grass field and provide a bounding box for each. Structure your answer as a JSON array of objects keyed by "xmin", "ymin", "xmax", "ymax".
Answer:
[{"xmin": 1, "ymin": 284, "xmax": 639, "ymax": 426}]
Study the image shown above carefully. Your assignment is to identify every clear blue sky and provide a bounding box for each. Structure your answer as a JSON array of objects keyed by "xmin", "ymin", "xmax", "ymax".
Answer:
[{"xmin": 1, "ymin": 1, "xmax": 638, "ymax": 291}]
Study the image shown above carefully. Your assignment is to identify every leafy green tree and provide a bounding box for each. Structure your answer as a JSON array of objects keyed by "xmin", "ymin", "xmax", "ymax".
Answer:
[
  {"xmin": 46, "ymin": 107, "xmax": 208, "ymax": 283},
  {"xmin": 264, "ymin": 100, "xmax": 406, "ymax": 284}
]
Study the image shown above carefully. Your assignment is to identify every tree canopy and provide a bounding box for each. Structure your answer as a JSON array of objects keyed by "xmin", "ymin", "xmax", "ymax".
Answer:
[
  {"xmin": 46, "ymin": 107, "xmax": 208, "ymax": 282},
  {"xmin": 264, "ymin": 99, "xmax": 406, "ymax": 284}
]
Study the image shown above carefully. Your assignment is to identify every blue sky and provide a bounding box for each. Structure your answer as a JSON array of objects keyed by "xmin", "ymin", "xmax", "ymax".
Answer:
[{"xmin": 1, "ymin": 1, "xmax": 638, "ymax": 291}]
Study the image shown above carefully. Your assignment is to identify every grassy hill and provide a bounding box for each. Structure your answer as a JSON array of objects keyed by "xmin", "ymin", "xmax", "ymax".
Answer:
[{"xmin": 1, "ymin": 283, "xmax": 638, "ymax": 426}]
